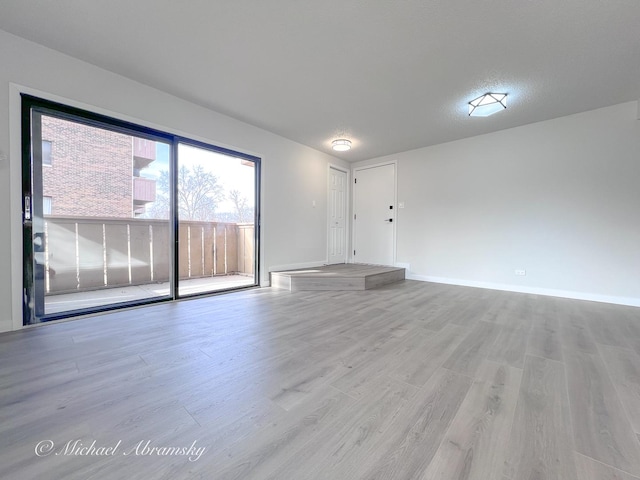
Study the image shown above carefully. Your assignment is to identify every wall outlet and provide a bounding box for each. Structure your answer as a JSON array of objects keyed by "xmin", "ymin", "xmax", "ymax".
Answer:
[{"xmin": 515, "ymin": 269, "xmax": 526, "ymax": 276}]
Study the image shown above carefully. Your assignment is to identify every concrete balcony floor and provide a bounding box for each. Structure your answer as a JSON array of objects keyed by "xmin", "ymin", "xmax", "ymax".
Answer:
[{"xmin": 44, "ymin": 275, "xmax": 255, "ymax": 315}]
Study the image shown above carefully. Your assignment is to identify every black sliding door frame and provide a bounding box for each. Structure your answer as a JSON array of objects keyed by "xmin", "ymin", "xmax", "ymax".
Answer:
[
  {"xmin": 21, "ymin": 94, "xmax": 261, "ymax": 325},
  {"xmin": 173, "ymin": 137, "xmax": 261, "ymax": 300}
]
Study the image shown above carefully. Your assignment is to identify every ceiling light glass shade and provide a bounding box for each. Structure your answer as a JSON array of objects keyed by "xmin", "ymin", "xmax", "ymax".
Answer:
[
  {"xmin": 468, "ymin": 93, "xmax": 507, "ymax": 117},
  {"xmin": 332, "ymin": 139, "xmax": 352, "ymax": 151}
]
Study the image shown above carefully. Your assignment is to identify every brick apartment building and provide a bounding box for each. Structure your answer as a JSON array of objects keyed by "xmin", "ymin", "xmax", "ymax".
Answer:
[{"xmin": 41, "ymin": 115, "xmax": 157, "ymax": 218}]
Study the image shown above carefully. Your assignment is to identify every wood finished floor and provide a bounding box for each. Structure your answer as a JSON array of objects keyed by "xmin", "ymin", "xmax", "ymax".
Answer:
[
  {"xmin": 270, "ymin": 264, "xmax": 406, "ymax": 292},
  {"xmin": 1, "ymin": 280, "xmax": 640, "ymax": 479}
]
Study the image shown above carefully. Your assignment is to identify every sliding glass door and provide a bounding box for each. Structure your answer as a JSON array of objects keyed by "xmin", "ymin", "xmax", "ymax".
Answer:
[
  {"xmin": 177, "ymin": 143, "xmax": 257, "ymax": 297},
  {"xmin": 22, "ymin": 95, "xmax": 260, "ymax": 324}
]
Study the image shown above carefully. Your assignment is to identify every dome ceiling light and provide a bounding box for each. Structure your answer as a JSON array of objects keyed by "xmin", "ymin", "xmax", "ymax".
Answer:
[{"xmin": 332, "ymin": 139, "xmax": 352, "ymax": 151}]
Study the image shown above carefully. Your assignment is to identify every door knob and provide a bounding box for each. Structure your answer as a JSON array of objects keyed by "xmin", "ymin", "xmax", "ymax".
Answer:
[{"xmin": 384, "ymin": 218, "xmax": 393, "ymax": 223}]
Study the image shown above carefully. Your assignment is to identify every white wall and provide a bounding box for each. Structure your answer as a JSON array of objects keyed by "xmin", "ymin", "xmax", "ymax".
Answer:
[
  {"xmin": 354, "ymin": 102, "xmax": 640, "ymax": 305},
  {"xmin": 0, "ymin": 30, "xmax": 348, "ymax": 332}
]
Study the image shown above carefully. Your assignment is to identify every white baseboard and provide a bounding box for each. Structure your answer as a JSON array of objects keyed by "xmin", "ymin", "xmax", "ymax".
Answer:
[{"xmin": 406, "ymin": 273, "xmax": 640, "ymax": 308}]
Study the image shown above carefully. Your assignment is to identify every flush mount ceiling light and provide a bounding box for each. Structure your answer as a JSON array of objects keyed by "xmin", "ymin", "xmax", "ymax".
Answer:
[
  {"xmin": 468, "ymin": 93, "xmax": 507, "ymax": 117},
  {"xmin": 332, "ymin": 139, "xmax": 352, "ymax": 151}
]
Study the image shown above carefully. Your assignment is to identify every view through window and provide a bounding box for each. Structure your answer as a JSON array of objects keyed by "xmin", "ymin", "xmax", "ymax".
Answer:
[{"xmin": 23, "ymin": 97, "xmax": 260, "ymax": 324}]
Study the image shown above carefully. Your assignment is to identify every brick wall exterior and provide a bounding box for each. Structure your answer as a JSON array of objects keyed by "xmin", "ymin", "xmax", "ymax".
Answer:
[{"xmin": 42, "ymin": 115, "xmax": 133, "ymax": 218}]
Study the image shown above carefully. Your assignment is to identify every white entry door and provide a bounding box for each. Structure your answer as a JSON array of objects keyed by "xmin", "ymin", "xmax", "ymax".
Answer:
[
  {"xmin": 327, "ymin": 167, "xmax": 347, "ymax": 264},
  {"xmin": 353, "ymin": 163, "xmax": 395, "ymax": 265}
]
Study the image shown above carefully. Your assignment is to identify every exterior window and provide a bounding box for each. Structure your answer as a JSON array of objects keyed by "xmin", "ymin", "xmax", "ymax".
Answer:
[
  {"xmin": 42, "ymin": 140, "xmax": 52, "ymax": 166},
  {"xmin": 42, "ymin": 196, "xmax": 52, "ymax": 215}
]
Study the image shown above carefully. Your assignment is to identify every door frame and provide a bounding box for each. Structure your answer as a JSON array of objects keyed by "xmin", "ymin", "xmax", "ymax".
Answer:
[
  {"xmin": 326, "ymin": 163, "xmax": 350, "ymax": 265},
  {"xmin": 351, "ymin": 160, "xmax": 398, "ymax": 266},
  {"xmin": 18, "ymin": 92, "xmax": 262, "ymax": 325}
]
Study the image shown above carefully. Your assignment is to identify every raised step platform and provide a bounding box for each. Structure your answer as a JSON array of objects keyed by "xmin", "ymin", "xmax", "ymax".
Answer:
[{"xmin": 271, "ymin": 264, "xmax": 405, "ymax": 291}]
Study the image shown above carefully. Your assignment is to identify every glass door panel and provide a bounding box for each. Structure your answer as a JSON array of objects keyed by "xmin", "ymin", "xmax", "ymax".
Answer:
[
  {"xmin": 177, "ymin": 143, "xmax": 257, "ymax": 296},
  {"xmin": 25, "ymin": 108, "xmax": 172, "ymax": 323}
]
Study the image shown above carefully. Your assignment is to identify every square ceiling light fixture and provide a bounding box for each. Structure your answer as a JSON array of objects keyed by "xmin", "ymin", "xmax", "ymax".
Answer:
[{"xmin": 468, "ymin": 93, "xmax": 507, "ymax": 117}]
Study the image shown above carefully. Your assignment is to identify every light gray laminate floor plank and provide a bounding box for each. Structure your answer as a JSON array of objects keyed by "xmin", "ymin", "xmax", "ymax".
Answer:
[
  {"xmin": 389, "ymin": 323, "xmax": 466, "ymax": 387},
  {"xmin": 554, "ymin": 298, "xmax": 599, "ymax": 355},
  {"xmin": 599, "ymin": 345, "xmax": 640, "ymax": 436},
  {"xmin": 339, "ymin": 308, "xmax": 417, "ymax": 347},
  {"xmin": 586, "ymin": 307, "xmax": 633, "ymax": 349},
  {"xmin": 263, "ymin": 335, "xmax": 358, "ymax": 410},
  {"xmin": 330, "ymin": 326, "xmax": 433, "ymax": 399},
  {"xmin": 0, "ymin": 355, "xmax": 154, "ymax": 439},
  {"xmin": 442, "ymin": 320, "xmax": 502, "ymax": 376},
  {"xmin": 487, "ymin": 323, "xmax": 530, "ymax": 369},
  {"xmin": 351, "ymin": 368, "xmax": 472, "ymax": 480},
  {"xmin": 559, "ymin": 315, "xmax": 599, "ymax": 355},
  {"xmin": 504, "ymin": 354, "xmax": 578, "ymax": 480},
  {"xmin": 629, "ymin": 337, "xmax": 640, "ymax": 358},
  {"xmin": 574, "ymin": 452, "xmax": 640, "ymax": 480},
  {"xmin": 204, "ymin": 386, "xmax": 356, "ymax": 480},
  {"xmin": 479, "ymin": 291, "xmax": 532, "ymax": 326},
  {"xmin": 527, "ymin": 320, "xmax": 563, "ymax": 362},
  {"xmin": 185, "ymin": 397, "xmax": 285, "ymax": 454},
  {"xmin": 421, "ymin": 360, "xmax": 521, "ymax": 480},
  {"xmin": 564, "ymin": 350, "xmax": 640, "ymax": 476},
  {"xmin": 447, "ymin": 295, "xmax": 491, "ymax": 327},
  {"xmin": 421, "ymin": 307, "xmax": 457, "ymax": 331},
  {"xmin": 262, "ymin": 376, "xmax": 417, "ymax": 480}
]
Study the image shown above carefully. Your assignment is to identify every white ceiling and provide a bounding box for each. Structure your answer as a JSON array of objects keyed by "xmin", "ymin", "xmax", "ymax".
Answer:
[{"xmin": 1, "ymin": 1, "xmax": 639, "ymax": 162}]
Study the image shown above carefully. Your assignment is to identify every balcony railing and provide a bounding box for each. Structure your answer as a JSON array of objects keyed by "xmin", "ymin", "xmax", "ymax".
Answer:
[{"xmin": 41, "ymin": 216, "xmax": 254, "ymax": 295}]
